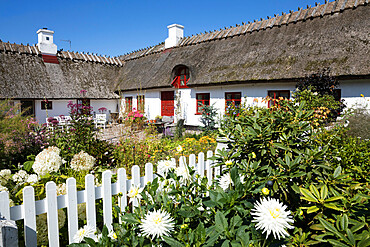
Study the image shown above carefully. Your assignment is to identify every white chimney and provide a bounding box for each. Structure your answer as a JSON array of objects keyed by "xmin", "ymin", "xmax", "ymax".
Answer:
[
  {"xmin": 37, "ymin": 28, "xmax": 57, "ymax": 55},
  {"xmin": 165, "ymin": 24, "xmax": 184, "ymax": 49}
]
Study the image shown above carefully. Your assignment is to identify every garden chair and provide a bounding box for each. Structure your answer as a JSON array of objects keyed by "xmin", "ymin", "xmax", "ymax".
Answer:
[{"xmin": 94, "ymin": 114, "xmax": 107, "ymax": 129}]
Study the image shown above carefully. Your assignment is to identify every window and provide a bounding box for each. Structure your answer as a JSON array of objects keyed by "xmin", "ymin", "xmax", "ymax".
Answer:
[
  {"xmin": 196, "ymin": 93, "xmax": 210, "ymax": 114},
  {"xmin": 225, "ymin": 92, "xmax": 242, "ymax": 109},
  {"xmin": 125, "ymin": 97, "xmax": 133, "ymax": 112},
  {"xmin": 267, "ymin": 90, "xmax": 290, "ymax": 108},
  {"xmin": 171, "ymin": 66, "xmax": 189, "ymax": 88},
  {"xmin": 41, "ymin": 100, "xmax": 52, "ymax": 110},
  {"xmin": 46, "ymin": 37, "xmax": 50, "ymax": 41},
  {"xmin": 137, "ymin": 95, "xmax": 145, "ymax": 112}
]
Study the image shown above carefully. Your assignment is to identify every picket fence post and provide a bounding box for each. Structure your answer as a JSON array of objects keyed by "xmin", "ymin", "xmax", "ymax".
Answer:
[
  {"xmin": 189, "ymin": 154, "xmax": 196, "ymax": 169},
  {"xmin": 0, "ymin": 191, "xmax": 10, "ymax": 219},
  {"xmin": 117, "ymin": 168, "xmax": 127, "ymax": 223},
  {"xmin": 23, "ymin": 186, "xmax": 37, "ymax": 246},
  {"xmin": 132, "ymin": 165, "xmax": 140, "ymax": 210},
  {"xmin": 85, "ymin": 174, "xmax": 96, "ymax": 238},
  {"xmin": 45, "ymin": 181, "xmax": 59, "ymax": 247},
  {"xmin": 145, "ymin": 163, "xmax": 153, "ymax": 185},
  {"xmin": 198, "ymin": 152, "xmax": 205, "ymax": 177},
  {"xmin": 102, "ymin": 170, "xmax": 113, "ymax": 232},
  {"xmin": 67, "ymin": 177, "xmax": 78, "ymax": 243}
]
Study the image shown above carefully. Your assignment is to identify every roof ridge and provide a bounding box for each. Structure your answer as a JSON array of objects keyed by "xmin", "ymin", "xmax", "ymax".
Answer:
[
  {"xmin": 121, "ymin": 0, "xmax": 368, "ymax": 61},
  {"xmin": 0, "ymin": 40, "xmax": 124, "ymax": 66}
]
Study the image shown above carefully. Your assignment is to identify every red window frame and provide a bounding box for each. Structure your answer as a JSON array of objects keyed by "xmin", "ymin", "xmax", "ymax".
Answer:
[
  {"xmin": 137, "ymin": 95, "xmax": 145, "ymax": 113},
  {"xmin": 125, "ymin": 97, "xmax": 133, "ymax": 112},
  {"xmin": 225, "ymin": 92, "xmax": 242, "ymax": 110},
  {"xmin": 196, "ymin": 93, "xmax": 210, "ymax": 114},
  {"xmin": 171, "ymin": 66, "xmax": 189, "ymax": 88},
  {"xmin": 267, "ymin": 90, "xmax": 290, "ymax": 108}
]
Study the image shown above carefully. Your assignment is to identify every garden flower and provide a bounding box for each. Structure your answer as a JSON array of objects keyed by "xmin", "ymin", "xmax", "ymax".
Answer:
[
  {"xmin": 262, "ymin": 187, "xmax": 270, "ymax": 195},
  {"xmin": 175, "ymin": 165, "xmax": 192, "ymax": 185},
  {"xmin": 70, "ymin": 151, "xmax": 96, "ymax": 171},
  {"xmin": 57, "ymin": 183, "xmax": 67, "ymax": 195},
  {"xmin": 251, "ymin": 197, "xmax": 294, "ymax": 240},
  {"xmin": 218, "ymin": 173, "xmax": 233, "ymax": 191},
  {"xmin": 157, "ymin": 160, "xmax": 176, "ymax": 176},
  {"xmin": 176, "ymin": 145, "xmax": 183, "ymax": 152},
  {"xmin": 0, "ymin": 185, "xmax": 8, "ymax": 192},
  {"xmin": 225, "ymin": 160, "xmax": 233, "ymax": 166},
  {"xmin": 128, "ymin": 184, "xmax": 143, "ymax": 203},
  {"xmin": 26, "ymin": 174, "xmax": 39, "ymax": 185},
  {"xmin": 33, "ymin": 146, "xmax": 62, "ymax": 176},
  {"xmin": 12, "ymin": 170, "xmax": 29, "ymax": 184},
  {"xmin": 73, "ymin": 224, "xmax": 95, "ymax": 243},
  {"xmin": 139, "ymin": 209, "xmax": 175, "ymax": 239},
  {"xmin": 0, "ymin": 169, "xmax": 11, "ymax": 185},
  {"xmin": 108, "ymin": 230, "xmax": 118, "ymax": 240}
]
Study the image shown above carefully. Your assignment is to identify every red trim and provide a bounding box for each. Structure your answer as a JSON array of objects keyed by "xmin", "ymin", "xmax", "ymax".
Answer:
[
  {"xmin": 172, "ymin": 66, "xmax": 189, "ymax": 88},
  {"xmin": 267, "ymin": 90, "xmax": 290, "ymax": 108},
  {"xmin": 42, "ymin": 54, "xmax": 59, "ymax": 64},
  {"xmin": 196, "ymin": 93, "xmax": 210, "ymax": 114},
  {"xmin": 225, "ymin": 92, "xmax": 242, "ymax": 111}
]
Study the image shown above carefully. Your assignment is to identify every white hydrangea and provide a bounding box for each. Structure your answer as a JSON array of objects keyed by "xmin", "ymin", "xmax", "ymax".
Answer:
[
  {"xmin": 12, "ymin": 170, "xmax": 29, "ymax": 184},
  {"xmin": 70, "ymin": 151, "xmax": 96, "ymax": 171},
  {"xmin": 57, "ymin": 183, "xmax": 67, "ymax": 196},
  {"xmin": 33, "ymin": 146, "xmax": 62, "ymax": 176},
  {"xmin": 0, "ymin": 169, "xmax": 11, "ymax": 185},
  {"xmin": 26, "ymin": 174, "xmax": 39, "ymax": 185},
  {"xmin": 0, "ymin": 185, "xmax": 8, "ymax": 192}
]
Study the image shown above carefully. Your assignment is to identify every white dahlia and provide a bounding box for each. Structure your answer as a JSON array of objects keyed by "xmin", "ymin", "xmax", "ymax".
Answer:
[
  {"xmin": 73, "ymin": 224, "xmax": 95, "ymax": 243},
  {"xmin": 139, "ymin": 209, "xmax": 175, "ymax": 239},
  {"xmin": 175, "ymin": 165, "xmax": 192, "ymax": 185},
  {"xmin": 33, "ymin": 146, "xmax": 62, "ymax": 176},
  {"xmin": 218, "ymin": 172, "xmax": 245, "ymax": 191},
  {"xmin": 70, "ymin": 151, "xmax": 96, "ymax": 171},
  {"xmin": 157, "ymin": 160, "xmax": 176, "ymax": 176},
  {"xmin": 128, "ymin": 184, "xmax": 143, "ymax": 203},
  {"xmin": 251, "ymin": 197, "xmax": 294, "ymax": 240}
]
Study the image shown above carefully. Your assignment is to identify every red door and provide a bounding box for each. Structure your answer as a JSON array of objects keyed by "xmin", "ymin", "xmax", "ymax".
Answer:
[{"xmin": 161, "ymin": 91, "xmax": 174, "ymax": 116}]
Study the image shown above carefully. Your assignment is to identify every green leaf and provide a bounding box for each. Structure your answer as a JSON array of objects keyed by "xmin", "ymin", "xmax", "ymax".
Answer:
[
  {"xmin": 340, "ymin": 214, "xmax": 348, "ymax": 231},
  {"xmin": 320, "ymin": 184, "xmax": 328, "ymax": 201},
  {"xmin": 215, "ymin": 211, "xmax": 227, "ymax": 233},
  {"xmin": 273, "ymin": 143, "xmax": 288, "ymax": 150},
  {"xmin": 346, "ymin": 229, "xmax": 355, "ymax": 246},
  {"xmin": 319, "ymin": 218, "xmax": 349, "ymax": 243},
  {"xmin": 333, "ymin": 166, "xmax": 342, "ymax": 178},
  {"xmin": 163, "ymin": 236, "xmax": 185, "ymax": 247},
  {"xmin": 23, "ymin": 161, "xmax": 34, "ymax": 172},
  {"xmin": 351, "ymin": 222, "xmax": 365, "ymax": 233},
  {"xmin": 307, "ymin": 206, "xmax": 319, "ymax": 214},
  {"xmin": 221, "ymin": 240, "xmax": 230, "ymax": 247},
  {"xmin": 326, "ymin": 239, "xmax": 350, "ymax": 247},
  {"xmin": 325, "ymin": 196, "xmax": 344, "ymax": 202},
  {"xmin": 122, "ymin": 214, "xmax": 141, "ymax": 224},
  {"xmin": 323, "ymin": 203, "xmax": 345, "ymax": 212},
  {"xmin": 300, "ymin": 188, "xmax": 318, "ymax": 202},
  {"xmin": 236, "ymin": 124, "xmax": 242, "ymax": 133},
  {"xmin": 310, "ymin": 185, "xmax": 320, "ymax": 200},
  {"xmin": 358, "ymin": 237, "xmax": 370, "ymax": 247}
]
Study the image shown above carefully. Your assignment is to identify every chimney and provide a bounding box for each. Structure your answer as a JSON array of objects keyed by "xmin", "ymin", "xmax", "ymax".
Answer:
[
  {"xmin": 165, "ymin": 24, "xmax": 184, "ymax": 49},
  {"xmin": 36, "ymin": 28, "xmax": 57, "ymax": 55}
]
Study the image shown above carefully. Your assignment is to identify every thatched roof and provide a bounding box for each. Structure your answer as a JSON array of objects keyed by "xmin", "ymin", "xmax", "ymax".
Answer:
[
  {"xmin": 117, "ymin": 0, "xmax": 370, "ymax": 91},
  {"xmin": 0, "ymin": 42, "xmax": 122, "ymax": 99}
]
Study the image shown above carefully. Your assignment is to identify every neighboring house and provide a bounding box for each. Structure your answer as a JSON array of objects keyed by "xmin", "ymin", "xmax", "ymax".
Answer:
[
  {"xmin": 1, "ymin": 0, "xmax": 369, "ymax": 127},
  {"xmin": 116, "ymin": 0, "xmax": 370, "ymax": 126},
  {"xmin": 0, "ymin": 29, "xmax": 121, "ymax": 124}
]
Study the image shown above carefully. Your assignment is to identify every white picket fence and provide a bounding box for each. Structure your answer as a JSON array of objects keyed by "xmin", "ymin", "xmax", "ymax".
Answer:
[{"xmin": 0, "ymin": 151, "xmax": 219, "ymax": 247}]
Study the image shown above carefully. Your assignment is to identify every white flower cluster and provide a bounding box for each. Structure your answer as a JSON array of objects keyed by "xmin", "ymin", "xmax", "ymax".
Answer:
[
  {"xmin": 12, "ymin": 170, "xmax": 29, "ymax": 184},
  {"xmin": 33, "ymin": 146, "xmax": 63, "ymax": 176},
  {"xmin": 26, "ymin": 174, "xmax": 39, "ymax": 185},
  {"xmin": 0, "ymin": 184, "xmax": 8, "ymax": 192},
  {"xmin": 0, "ymin": 169, "xmax": 11, "ymax": 185},
  {"xmin": 57, "ymin": 183, "xmax": 67, "ymax": 196},
  {"xmin": 70, "ymin": 151, "xmax": 96, "ymax": 171}
]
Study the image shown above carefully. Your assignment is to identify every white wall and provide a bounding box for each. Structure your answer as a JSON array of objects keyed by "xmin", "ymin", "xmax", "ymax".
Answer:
[
  {"xmin": 119, "ymin": 79, "xmax": 370, "ymax": 126},
  {"xmin": 35, "ymin": 99, "xmax": 119, "ymax": 124}
]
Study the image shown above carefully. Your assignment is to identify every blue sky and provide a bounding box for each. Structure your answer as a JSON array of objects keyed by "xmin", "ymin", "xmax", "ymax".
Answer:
[{"xmin": 1, "ymin": 0, "xmax": 320, "ymax": 56}]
